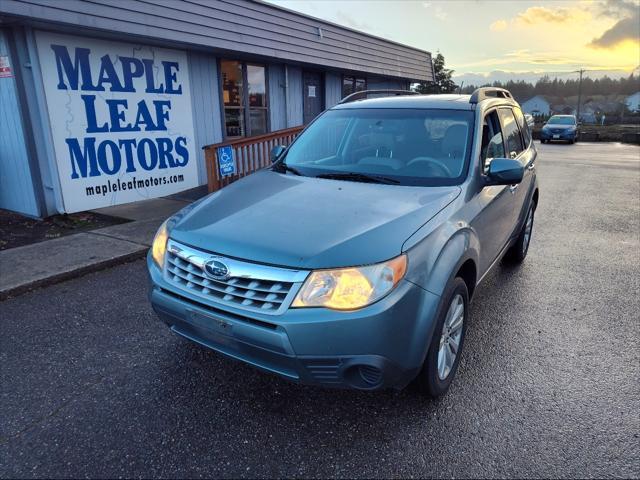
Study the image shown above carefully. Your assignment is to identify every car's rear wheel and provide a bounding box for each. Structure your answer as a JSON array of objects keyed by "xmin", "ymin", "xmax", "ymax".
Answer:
[
  {"xmin": 416, "ymin": 277, "xmax": 468, "ymax": 398},
  {"xmin": 505, "ymin": 203, "xmax": 535, "ymax": 263}
]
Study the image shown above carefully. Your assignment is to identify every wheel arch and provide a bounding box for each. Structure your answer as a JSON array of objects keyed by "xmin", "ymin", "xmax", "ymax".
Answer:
[{"xmin": 406, "ymin": 225, "xmax": 480, "ymax": 299}]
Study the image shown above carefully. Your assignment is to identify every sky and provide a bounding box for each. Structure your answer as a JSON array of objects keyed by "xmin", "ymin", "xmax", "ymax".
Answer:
[{"xmin": 265, "ymin": 0, "xmax": 640, "ymax": 83}]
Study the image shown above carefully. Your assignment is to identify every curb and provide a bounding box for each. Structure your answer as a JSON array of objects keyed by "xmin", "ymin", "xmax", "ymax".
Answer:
[{"xmin": 0, "ymin": 248, "xmax": 147, "ymax": 301}]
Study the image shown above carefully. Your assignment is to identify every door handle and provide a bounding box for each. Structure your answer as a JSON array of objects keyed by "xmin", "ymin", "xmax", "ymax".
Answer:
[
  {"xmin": 527, "ymin": 163, "xmax": 535, "ymax": 171},
  {"xmin": 509, "ymin": 184, "xmax": 518, "ymax": 193}
]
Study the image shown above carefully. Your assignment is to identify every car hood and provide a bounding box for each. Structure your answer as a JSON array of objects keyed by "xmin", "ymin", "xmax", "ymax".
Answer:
[{"xmin": 170, "ymin": 170, "xmax": 460, "ymax": 269}]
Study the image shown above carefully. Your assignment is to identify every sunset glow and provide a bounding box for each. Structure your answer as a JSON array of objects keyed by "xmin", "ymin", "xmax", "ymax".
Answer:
[{"xmin": 268, "ymin": 0, "xmax": 640, "ymax": 81}]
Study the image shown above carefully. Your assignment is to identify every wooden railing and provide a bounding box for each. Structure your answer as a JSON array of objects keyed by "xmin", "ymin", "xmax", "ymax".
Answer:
[{"xmin": 204, "ymin": 126, "xmax": 304, "ymax": 192}]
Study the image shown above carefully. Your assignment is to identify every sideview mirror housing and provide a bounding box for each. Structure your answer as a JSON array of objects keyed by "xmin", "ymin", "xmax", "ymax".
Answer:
[
  {"xmin": 270, "ymin": 145, "xmax": 286, "ymax": 163},
  {"xmin": 485, "ymin": 158, "xmax": 524, "ymax": 186}
]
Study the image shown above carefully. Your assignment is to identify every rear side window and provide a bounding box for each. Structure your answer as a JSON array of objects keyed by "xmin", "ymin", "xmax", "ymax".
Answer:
[
  {"xmin": 498, "ymin": 108, "xmax": 524, "ymax": 158},
  {"xmin": 512, "ymin": 107, "xmax": 532, "ymax": 147}
]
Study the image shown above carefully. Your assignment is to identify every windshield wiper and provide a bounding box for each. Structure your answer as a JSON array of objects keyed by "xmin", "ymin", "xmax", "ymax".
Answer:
[
  {"xmin": 315, "ymin": 172, "xmax": 400, "ymax": 185},
  {"xmin": 273, "ymin": 162, "xmax": 303, "ymax": 176}
]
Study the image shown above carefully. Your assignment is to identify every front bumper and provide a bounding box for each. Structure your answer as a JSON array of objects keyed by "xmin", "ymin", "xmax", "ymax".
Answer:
[
  {"xmin": 148, "ymin": 253, "xmax": 441, "ymax": 390},
  {"xmin": 540, "ymin": 129, "xmax": 577, "ymax": 141}
]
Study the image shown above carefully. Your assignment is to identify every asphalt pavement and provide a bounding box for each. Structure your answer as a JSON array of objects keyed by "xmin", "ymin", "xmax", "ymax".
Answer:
[{"xmin": 1, "ymin": 141, "xmax": 639, "ymax": 478}]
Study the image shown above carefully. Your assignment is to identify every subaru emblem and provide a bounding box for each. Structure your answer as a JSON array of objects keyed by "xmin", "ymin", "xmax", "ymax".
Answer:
[{"xmin": 203, "ymin": 258, "xmax": 230, "ymax": 281}]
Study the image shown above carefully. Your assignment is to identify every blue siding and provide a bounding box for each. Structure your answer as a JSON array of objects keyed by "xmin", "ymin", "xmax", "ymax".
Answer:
[
  {"xmin": 0, "ymin": 30, "xmax": 39, "ymax": 216},
  {"xmin": 188, "ymin": 51, "xmax": 222, "ymax": 184},
  {"xmin": 325, "ymin": 72, "xmax": 342, "ymax": 108},
  {"xmin": 268, "ymin": 64, "xmax": 287, "ymax": 131},
  {"xmin": 285, "ymin": 65, "xmax": 303, "ymax": 127}
]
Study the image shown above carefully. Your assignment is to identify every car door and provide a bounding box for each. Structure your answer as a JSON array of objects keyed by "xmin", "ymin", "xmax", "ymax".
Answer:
[
  {"xmin": 472, "ymin": 109, "xmax": 518, "ymax": 275},
  {"xmin": 511, "ymin": 106, "xmax": 537, "ymax": 224},
  {"xmin": 497, "ymin": 108, "xmax": 533, "ymax": 231}
]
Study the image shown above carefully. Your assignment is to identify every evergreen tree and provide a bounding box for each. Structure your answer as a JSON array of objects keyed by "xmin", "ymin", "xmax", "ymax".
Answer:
[{"xmin": 414, "ymin": 53, "xmax": 458, "ymax": 94}]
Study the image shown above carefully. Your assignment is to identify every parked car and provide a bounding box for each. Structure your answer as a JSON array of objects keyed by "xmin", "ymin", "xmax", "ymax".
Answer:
[
  {"xmin": 540, "ymin": 114, "xmax": 579, "ymax": 143},
  {"xmin": 148, "ymin": 88, "xmax": 539, "ymax": 398},
  {"xmin": 524, "ymin": 113, "xmax": 535, "ymax": 129}
]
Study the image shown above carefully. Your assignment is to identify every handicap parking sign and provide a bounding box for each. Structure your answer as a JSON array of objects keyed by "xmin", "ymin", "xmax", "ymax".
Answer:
[{"xmin": 217, "ymin": 146, "xmax": 236, "ymax": 177}]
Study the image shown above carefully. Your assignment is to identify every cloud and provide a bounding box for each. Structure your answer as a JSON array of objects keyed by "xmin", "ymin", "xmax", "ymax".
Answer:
[
  {"xmin": 489, "ymin": 19, "xmax": 508, "ymax": 31},
  {"xmin": 515, "ymin": 6, "xmax": 591, "ymax": 25},
  {"xmin": 590, "ymin": 0, "xmax": 640, "ymax": 48}
]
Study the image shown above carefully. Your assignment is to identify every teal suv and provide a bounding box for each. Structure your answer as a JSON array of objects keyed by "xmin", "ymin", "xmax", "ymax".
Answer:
[{"xmin": 148, "ymin": 88, "xmax": 539, "ymax": 397}]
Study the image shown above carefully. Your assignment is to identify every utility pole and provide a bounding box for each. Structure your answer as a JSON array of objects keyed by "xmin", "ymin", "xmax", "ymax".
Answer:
[{"xmin": 576, "ymin": 68, "xmax": 585, "ymax": 122}]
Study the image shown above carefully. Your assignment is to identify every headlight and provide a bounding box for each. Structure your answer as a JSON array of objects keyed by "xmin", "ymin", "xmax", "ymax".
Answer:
[
  {"xmin": 292, "ymin": 254, "xmax": 407, "ymax": 310},
  {"xmin": 151, "ymin": 219, "xmax": 169, "ymax": 269}
]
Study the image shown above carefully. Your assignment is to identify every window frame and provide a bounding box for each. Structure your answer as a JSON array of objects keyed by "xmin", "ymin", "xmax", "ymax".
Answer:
[
  {"xmin": 497, "ymin": 107, "xmax": 525, "ymax": 159},
  {"xmin": 512, "ymin": 106, "xmax": 532, "ymax": 149},
  {"xmin": 480, "ymin": 108, "xmax": 507, "ymax": 174},
  {"xmin": 219, "ymin": 59, "xmax": 269, "ymax": 140},
  {"xmin": 342, "ymin": 75, "xmax": 367, "ymax": 98}
]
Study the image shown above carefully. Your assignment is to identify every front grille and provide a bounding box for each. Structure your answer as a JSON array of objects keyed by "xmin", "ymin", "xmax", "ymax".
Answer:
[{"xmin": 164, "ymin": 240, "xmax": 308, "ymax": 315}]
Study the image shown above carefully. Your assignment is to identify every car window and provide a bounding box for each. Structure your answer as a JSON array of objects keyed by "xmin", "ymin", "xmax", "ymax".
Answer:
[
  {"xmin": 280, "ymin": 108, "xmax": 475, "ymax": 187},
  {"xmin": 547, "ymin": 116, "xmax": 576, "ymax": 125},
  {"xmin": 498, "ymin": 108, "xmax": 524, "ymax": 158},
  {"xmin": 480, "ymin": 110, "xmax": 505, "ymax": 173},
  {"xmin": 512, "ymin": 107, "xmax": 531, "ymax": 148}
]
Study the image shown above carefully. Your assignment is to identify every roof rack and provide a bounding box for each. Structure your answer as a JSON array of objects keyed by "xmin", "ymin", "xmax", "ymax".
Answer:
[
  {"xmin": 338, "ymin": 89, "xmax": 420, "ymax": 104},
  {"xmin": 469, "ymin": 87, "xmax": 514, "ymax": 104}
]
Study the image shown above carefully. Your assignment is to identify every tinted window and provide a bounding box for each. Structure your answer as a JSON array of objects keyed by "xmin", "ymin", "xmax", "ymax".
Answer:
[
  {"xmin": 280, "ymin": 108, "xmax": 474, "ymax": 186},
  {"xmin": 548, "ymin": 115, "xmax": 576, "ymax": 125},
  {"xmin": 513, "ymin": 107, "xmax": 531, "ymax": 147},
  {"xmin": 480, "ymin": 111, "xmax": 505, "ymax": 173},
  {"xmin": 498, "ymin": 108, "xmax": 524, "ymax": 157}
]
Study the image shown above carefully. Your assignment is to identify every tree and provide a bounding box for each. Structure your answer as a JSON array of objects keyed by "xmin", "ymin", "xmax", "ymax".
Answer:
[{"xmin": 414, "ymin": 52, "xmax": 457, "ymax": 94}]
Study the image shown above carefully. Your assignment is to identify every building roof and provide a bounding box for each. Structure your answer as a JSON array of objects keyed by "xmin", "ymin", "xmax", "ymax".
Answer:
[{"xmin": 0, "ymin": 0, "xmax": 434, "ymax": 81}]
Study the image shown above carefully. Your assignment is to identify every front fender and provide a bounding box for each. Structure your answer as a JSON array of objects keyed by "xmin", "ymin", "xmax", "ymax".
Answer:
[{"xmin": 404, "ymin": 222, "xmax": 480, "ymax": 298}]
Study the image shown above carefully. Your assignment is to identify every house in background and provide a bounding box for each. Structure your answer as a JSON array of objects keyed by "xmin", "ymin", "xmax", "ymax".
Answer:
[
  {"xmin": 0, "ymin": 0, "xmax": 433, "ymax": 217},
  {"xmin": 625, "ymin": 92, "xmax": 640, "ymax": 113},
  {"xmin": 521, "ymin": 95, "xmax": 551, "ymax": 116}
]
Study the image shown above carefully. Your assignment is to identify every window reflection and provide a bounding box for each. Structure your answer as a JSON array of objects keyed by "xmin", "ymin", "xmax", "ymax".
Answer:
[{"xmin": 222, "ymin": 61, "xmax": 268, "ymax": 138}]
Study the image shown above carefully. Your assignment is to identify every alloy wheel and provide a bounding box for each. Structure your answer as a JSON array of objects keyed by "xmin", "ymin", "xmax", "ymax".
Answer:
[{"xmin": 437, "ymin": 294, "xmax": 464, "ymax": 380}]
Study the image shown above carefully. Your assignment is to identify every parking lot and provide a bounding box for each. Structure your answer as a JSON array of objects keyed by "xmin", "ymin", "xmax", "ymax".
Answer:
[{"xmin": 1, "ymin": 141, "xmax": 639, "ymax": 478}]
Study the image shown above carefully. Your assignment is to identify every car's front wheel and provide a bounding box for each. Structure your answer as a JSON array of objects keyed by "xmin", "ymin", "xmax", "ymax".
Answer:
[{"xmin": 416, "ymin": 277, "xmax": 469, "ymax": 398}]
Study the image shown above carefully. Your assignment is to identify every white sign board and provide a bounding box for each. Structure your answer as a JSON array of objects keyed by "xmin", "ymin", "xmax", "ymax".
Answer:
[{"xmin": 35, "ymin": 31, "xmax": 199, "ymax": 213}]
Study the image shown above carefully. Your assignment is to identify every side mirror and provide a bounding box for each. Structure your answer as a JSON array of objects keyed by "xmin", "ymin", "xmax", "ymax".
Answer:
[
  {"xmin": 270, "ymin": 145, "xmax": 286, "ymax": 163},
  {"xmin": 485, "ymin": 158, "xmax": 524, "ymax": 186}
]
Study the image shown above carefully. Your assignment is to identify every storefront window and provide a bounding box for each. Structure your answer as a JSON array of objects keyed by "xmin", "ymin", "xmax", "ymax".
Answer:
[
  {"xmin": 248, "ymin": 64, "xmax": 267, "ymax": 136},
  {"xmin": 221, "ymin": 60, "xmax": 268, "ymax": 138},
  {"xmin": 342, "ymin": 76, "xmax": 367, "ymax": 98}
]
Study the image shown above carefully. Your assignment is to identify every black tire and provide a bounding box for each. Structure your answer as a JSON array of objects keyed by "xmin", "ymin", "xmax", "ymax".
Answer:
[
  {"xmin": 540, "ymin": 139, "xmax": 547, "ymax": 144},
  {"xmin": 416, "ymin": 277, "xmax": 469, "ymax": 398},
  {"xmin": 505, "ymin": 204, "xmax": 535, "ymax": 263}
]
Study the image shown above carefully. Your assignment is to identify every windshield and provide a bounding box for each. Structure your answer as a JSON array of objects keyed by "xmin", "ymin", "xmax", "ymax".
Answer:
[
  {"xmin": 276, "ymin": 108, "xmax": 474, "ymax": 186},
  {"xmin": 547, "ymin": 116, "xmax": 576, "ymax": 125}
]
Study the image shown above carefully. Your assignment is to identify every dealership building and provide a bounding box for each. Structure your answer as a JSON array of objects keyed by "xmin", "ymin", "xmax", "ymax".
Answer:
[{"xmin": 0, "ymin": 0, "xmax": 433, "ymax": 217}]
